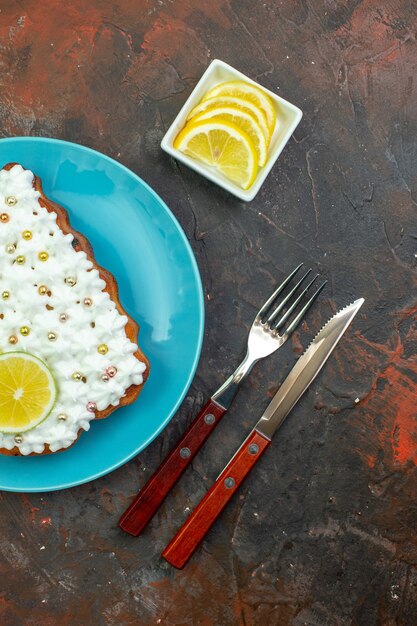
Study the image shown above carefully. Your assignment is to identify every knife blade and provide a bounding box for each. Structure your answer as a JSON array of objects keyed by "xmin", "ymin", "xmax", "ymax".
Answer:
[
  {"xmin": 256, "ymin": 297, "xmax": 364, "ymax": 440},
  {"xmin": 162, "ymin": 298, "xmax": 364, "ymax": 568}
]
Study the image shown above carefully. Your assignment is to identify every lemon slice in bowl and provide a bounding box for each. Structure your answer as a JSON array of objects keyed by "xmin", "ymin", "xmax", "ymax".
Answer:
[
  {"xmin": 174, "ymin": 118, "xmax": 258, "ymax": 189},
  {"xmin": 187, "ymin": 95, "xmax": 270, "ymax": 144},
  {"xmin": 191, "ymin": 106, "xmax": 268, "ymax": 167},
  {"xmin": 0, "ymin": 352, "xmax": 57, "ymax": 433},
  {"xmin": 203, "ymin": 81, "xmax": 276, "ymax": 133}
]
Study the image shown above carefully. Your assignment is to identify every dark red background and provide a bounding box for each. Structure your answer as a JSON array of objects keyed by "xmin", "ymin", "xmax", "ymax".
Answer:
[{"xmin": 1, "ymin": 1, "xmax": 417, "ymax": 624}]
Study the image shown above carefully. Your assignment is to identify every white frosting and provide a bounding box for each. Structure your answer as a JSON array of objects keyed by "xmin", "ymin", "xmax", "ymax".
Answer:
[{"xmin": 0, "ymin": 165, "xmax": 147, "ymax": 455}]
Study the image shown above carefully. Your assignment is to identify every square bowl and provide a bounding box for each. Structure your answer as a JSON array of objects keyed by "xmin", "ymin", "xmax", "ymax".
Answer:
[{"xmin": 161, "ymin": 59, "xmax": 302, "ymax": 202}]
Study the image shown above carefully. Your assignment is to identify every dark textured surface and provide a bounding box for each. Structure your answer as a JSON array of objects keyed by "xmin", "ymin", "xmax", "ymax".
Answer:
[{"xmin": 0, "ymin": 1, "xmax": 417, "ymax": 624}]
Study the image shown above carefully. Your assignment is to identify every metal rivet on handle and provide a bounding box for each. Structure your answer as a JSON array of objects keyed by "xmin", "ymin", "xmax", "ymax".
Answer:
[
  {"xmin": 180, "ymin": 447, "xmax": 191, "ymax": 459},
  {"xmin": 224, "ymin": 477, "xmax": 235, "ymax": 489},
  {"xmin": 248, "ymin": 443, "xmax": 259, "ymax": 455},
  {"xmin": 204, "ymin": 413, "xmax": 215, "ymax": 425}
]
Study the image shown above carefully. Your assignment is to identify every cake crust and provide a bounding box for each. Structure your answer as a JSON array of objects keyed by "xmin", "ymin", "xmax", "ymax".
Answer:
[{"xmin": 0, "ymin": 162, "xmax": 149, "ymax": 456}]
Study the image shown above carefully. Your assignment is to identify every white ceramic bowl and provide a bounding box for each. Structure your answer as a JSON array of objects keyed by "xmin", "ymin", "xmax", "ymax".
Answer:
[{"xmin": 161, "ymin": 59, "xmax": 303, "ymax": 202}]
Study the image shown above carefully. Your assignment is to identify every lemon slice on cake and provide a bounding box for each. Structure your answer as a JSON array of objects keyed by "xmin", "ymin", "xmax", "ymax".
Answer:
[
  {"xmin": 0, "ymin": 352, "xmax": 57, "ymax": 433},
  {"xmin": 203, "ymin": 80, "xmax": 276, "ymax": 133},
  {"xmin": 174, "ymin": 118, "xmax": 258, "ymax": 189}
]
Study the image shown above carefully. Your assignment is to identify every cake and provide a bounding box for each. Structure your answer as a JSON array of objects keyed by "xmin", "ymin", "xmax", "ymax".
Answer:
[{"xmin": 0, "ymin": 163, "xmax": 149, "ymax": 456}]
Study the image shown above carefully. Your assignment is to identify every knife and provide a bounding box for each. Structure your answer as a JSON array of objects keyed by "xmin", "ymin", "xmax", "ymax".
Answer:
[{"xmin": 162, "ymin": 298, "xmax": 364, "ymax": 568}]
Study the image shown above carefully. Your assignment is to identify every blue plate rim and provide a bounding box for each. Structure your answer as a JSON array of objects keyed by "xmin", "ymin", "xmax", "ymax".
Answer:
[{"xmin": 0, "ymin": 136, "xmax": 205, "ymax": 492}]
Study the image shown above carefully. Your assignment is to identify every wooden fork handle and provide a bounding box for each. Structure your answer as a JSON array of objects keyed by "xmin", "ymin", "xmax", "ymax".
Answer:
[
  {"xmin": 162, "ymin": 430, "xmax": 270, "ymax": 569},
  {"xmin": 118, "ymin": 399, "xmax": 226, "ymax": 536}
]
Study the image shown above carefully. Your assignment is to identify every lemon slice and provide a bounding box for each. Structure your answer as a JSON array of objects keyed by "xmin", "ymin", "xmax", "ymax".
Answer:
[
  {"xmin": 203, "ymin": 81, "xmax": 276, "ymax": 133},
  {"xmin": 174, "ymin": 118, "xmax": 258, "ymax": 189},
  {"xmin": 0, "ymin": 352, "xmax": 57, "ymax": 433},
  {"xmin": 192, "ymin": 106, "xmax": 268, "ymax": 167},
  {"xmin": 187, "ymin": 95, "xmax": 270, "ymax": 144}
]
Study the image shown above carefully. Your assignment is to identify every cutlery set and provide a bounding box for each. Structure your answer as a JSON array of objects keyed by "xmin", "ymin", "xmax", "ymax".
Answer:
[{"xmin": 119, "ymin": 264, "xmax": 363, "ymax": 568}]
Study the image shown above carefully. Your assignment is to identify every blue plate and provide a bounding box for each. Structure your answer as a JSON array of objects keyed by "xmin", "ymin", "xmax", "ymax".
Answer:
[{"xmin": 0, "ymin": 137, "xmax": 204, "ymax": 492}]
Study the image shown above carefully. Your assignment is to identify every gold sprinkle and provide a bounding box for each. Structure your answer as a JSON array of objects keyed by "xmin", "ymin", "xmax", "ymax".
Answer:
[
  {"xmin": 6, "ymin": 196, "xmax": 17, "ymax": 207},
  {"xmin": 16, "ymin": 255, "xmax": 25, "ymax": 265},
  {"xmin": 8, "ymin": 335, "xmax": 18, "ymax": 345},
  {"xmin": 22, "ymin": 230, "xmax": 32, "ymax": 240},
  {"xmin": 38, "ymin": 251, "xmax": 49, "ymax": 262},
  {"xmin": 47, "ymin": 332, "xmax": 57, "ymax": 341},
  {"xmin": 65, "ymin": 276, "xmax": 77, "ymax": 286},
  {"xmin": 2, "ymin": 290, "xmax": 10, "ymax": 300},
  {"xmin": 58, "ymin": 413, "xmax": 67, "ymax": 421},
  {"xmin": 83, "ymin": 297, "xmax": 93, "ymax": 307},
  {"xmin": 14, "ymin": 435, "xmax": 23, "ymax": 444},
  {"xmin": 97, "ymin": 343, "xmax": 108, "ymax": 355},
  {"xmin": 59, "ymin": 313, "xmax": 68, "ymax": 322},
  {"xmin": 38, "ymin": 285, "xmax": 48, "ymax": 295},
  {"xmin": 6, "ymin": 243, "xmax": 16, "ymax": 254},
  {"xmin": 20, "ymin": 326, "xmax": 30, "ymax": 336},
  {"xmin": 72, "ymin": 371, "xmax": 82, "ymax": 381},
  {"xmin": 0, "ymin": 213, "xmax": 9, "ymax": 223}
]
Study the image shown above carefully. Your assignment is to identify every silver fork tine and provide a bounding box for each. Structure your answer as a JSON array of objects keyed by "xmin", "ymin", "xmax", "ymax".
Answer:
[
  {"xmin": 282, "ymin": 281, "xmax": 327, "ymax": 338},
  {"xmin": 257, "ymin": 263, "xmax": 303, "ymax": 320},
  {"xmin": 213, "ymin": 265, "xmax": 325, "ymax": 410},
  {"xmin": 267, "ymin": 268, "xmax": 312, "ymax": 324},
  {"xmin": 274, "ymin": 274, "xmax": 319, "ymax": 331}
]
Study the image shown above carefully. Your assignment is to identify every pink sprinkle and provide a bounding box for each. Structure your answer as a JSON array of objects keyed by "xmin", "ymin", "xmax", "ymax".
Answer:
[
  {"xmin": 106, "ymin": 365, "xmax": 117, "ymax": 377},
  {"xmin": 86, "ymin": 401, "xmax": 97, "ymax": 413}
]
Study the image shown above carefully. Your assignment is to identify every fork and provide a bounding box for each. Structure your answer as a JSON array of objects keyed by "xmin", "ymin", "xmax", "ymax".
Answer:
[{"xmin": 119, "ymin": 264, "xmax": 325, "ymax": 536}]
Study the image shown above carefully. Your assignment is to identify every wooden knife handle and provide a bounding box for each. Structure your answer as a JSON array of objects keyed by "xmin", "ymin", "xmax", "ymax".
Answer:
[
  {"xmin": 119, "ymin": 399, "xmax": 226, "ymax": 536},
  {"xmin": 162, "ymin": 430, "xmax": 270, "ymax": 569}
]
